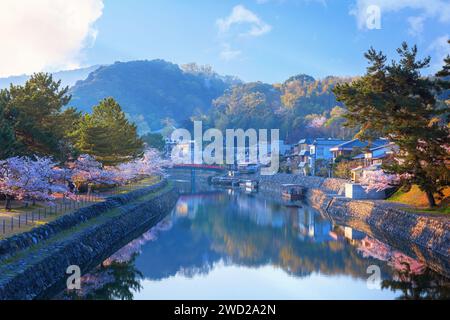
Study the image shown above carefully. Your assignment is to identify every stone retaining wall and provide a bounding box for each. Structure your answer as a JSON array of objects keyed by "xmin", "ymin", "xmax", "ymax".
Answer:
[
  {"xmin": 0, "ymin": 179, "xmax": 169, "ymax": 261},
  {"xmin": 256, "ymin": 173, "xmax": 346, "ymax": 194},
  {"xmin": 255, "ymin": 173, "xmax": 449, "ymax": 269},
  {"xmin": 0, "ymin": 181, "xmax": 179, "ymax": 300}
]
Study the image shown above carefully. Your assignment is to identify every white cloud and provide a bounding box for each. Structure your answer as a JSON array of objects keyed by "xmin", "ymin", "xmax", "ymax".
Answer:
[
  {"xmin": 0, "ymin": 0, "xmax": 104, "ymax": 77},
  {"xmin": 407, "ymin": 16, "xmax": 425, "ymax": 36},
  {"xmin": 350, "ymin": 0, "xmax": 450, "ymax": 34},
  {"xmin": 219, "ymin": 44, "xmax": 242, "ymax": 61},
  {"xmin": 217, "ymin": 5, "xmax": 272, "ymax": 37},
  {"xmin": 428, "ymin": 35, "xmax": 450, "ymax": 72}
]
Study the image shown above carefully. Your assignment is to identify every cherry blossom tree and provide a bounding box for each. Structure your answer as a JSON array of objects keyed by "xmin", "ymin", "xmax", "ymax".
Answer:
[
  {"xmin": 24, "ymin": 156, "xmax": 71, "ymax": 204},
  {"xmin": 134, "ymin": 148, "xmax": 171, "ymax": 177},
  {"xmin": 70, "ymin": 154, "xmax": 116, "ymax": 192},
  {"xmin": 0, "ymin": 156, "xmax": 70, "ymax": 210},
  {"xmin": 1, "ymin": 150, "xmax": 170, "ymax": 211},
  {"xmin": 360, "ymin": 170, "xmax": 396, "ymax": 192},
  {"xmin": 307, "ymin": 116, "xmax": 327, "ymax": 128},
  {"xmin": 108, "ymin": 149, "xmax": 170, "ymax": 185},
  {"xmin": 359, "ymin": 170, "xmax": 408, "ymax": 192}
]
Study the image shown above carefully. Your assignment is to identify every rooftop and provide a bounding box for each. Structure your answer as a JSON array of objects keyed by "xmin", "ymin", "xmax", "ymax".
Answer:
[
  {"xmin": 313, "ymin": 138, "xmax": 347, "ymax": 146},
  {"xmin": 330, "ymin": 138, "xmax": 389, "ymax": 151}
]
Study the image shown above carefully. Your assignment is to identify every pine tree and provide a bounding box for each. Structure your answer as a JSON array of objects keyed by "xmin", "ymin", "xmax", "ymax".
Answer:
[
  {"xmin": 333, "ymin": 42, "xmax": 450, "ymax": 207},
  {"xmin": 436, "ymin": 40, "xmax": 450, "ymax": 78},
  {"xmin": 2, "ymin": 73, "xmax": 76, "ymax": 160},
  {"xmin": 72, "ymin": 98, "xmax": 144, "ymax": 165},
  {"xmin": 0, "ymin": 90, "xmax": 16, "ymax": 159}
]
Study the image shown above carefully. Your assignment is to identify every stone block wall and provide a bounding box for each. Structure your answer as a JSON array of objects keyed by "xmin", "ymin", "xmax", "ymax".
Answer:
[
  {"xmin": 0, "ymin": 181, "xmax": 179, "ymax": 300},
  {"xmin": 0, "ymin": 180, "xmax": 168, "ymax": 260},
  {"xmin": 255, "ymin": 173, "xmax": 449, "ymax": 270}
]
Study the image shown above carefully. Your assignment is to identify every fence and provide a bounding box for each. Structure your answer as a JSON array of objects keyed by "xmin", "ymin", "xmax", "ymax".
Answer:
[{"xmin": 0, "ymin": 177, "xmax": 160, "ymax": 237}]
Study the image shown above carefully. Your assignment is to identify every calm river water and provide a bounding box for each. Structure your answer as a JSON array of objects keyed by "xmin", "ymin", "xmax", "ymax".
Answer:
[{"xmin": 60, "ymin": 176, "xmax": 450, "ymax": 300}]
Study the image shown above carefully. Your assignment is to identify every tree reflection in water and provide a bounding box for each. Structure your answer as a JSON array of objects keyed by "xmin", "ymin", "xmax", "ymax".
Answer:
[
  {"xmin": 382, "ymin": 269, "xmax": 450, "ymax": 300},
  {"xmin": 84, "ymin": 257, "xmax": 144, "ymax": 300},
  {"xmin": 61, "ymin": 188, "xmax": 450, "ymax": 300},
  {"xmin": 61, "ymin": 256, "xmax": 143, "ymax": 300}
]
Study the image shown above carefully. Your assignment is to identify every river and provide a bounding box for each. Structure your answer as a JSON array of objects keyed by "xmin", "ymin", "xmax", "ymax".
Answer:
[{"xmin": 58, "ymin": 175, "xmax": 450, "ymax": 300}]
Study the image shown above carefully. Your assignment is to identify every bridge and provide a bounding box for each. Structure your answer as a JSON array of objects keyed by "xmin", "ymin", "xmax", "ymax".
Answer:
[{"xmin": 168, "ymin": 164, "xmax": 227, "ymax": 193}]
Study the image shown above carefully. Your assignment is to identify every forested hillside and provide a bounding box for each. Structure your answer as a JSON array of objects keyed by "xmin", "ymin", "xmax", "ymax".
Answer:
[
  {"xmin": 207, "ymin": 74, "xmax": 357, "ymax": 142},
  {"xmin": 69, "ymin": 60, "xmax": 239, "ymax": 133}
]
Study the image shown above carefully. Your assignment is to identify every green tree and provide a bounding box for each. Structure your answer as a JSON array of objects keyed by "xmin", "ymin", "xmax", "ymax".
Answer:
[
  {"xmin": 0, "ymin": 90, "xmax": 16, "ymax": 159},
  {"xmin": 436, "ymin": 40, "xmax": 450, "ymax": 78},
  {"xmin": 334, "ymin": 43, "xmax": 450, "ymax": 207},
  {"xmin": 333, "ymin": 160, "xmax": 361, "ymax": 179},
  {"xmin": 141, "ymin": 132, "xmax": 165, "ymax": 151},
  {"xmin": 72, "ymin": 97, "xmax": 144, "ymax": 165},
  {"xmin": 1, "ymin": 73, "xmax": 78, "ymax": 160}
]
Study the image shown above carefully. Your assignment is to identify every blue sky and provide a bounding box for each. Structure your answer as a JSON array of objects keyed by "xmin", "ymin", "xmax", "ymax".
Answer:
[{"xmin": 1, "ymin": 0, "xmax": 449, "ymax": 82}]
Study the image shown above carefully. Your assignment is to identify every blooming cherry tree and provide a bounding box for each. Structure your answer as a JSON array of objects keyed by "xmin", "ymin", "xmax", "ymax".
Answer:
[
  {"xmin": 108, "ymin": 148, "xmax": 170, "ymax": 185},
  {"xmin": 1, "ymin": 150, "xmax": 170, "ymax": 211},
  {"xmin": 134, "ymin": 148, "xmax": 171, "ymax": 177},
  {"xmin": 70, "ymin": 154, "xmax": 116, "ymax": 190},
  {"xmin": 0, "ymin": 156, "xmax": 70, "ymax": 210},
  {"xmin": 360, "ymin": 170, "xmax": 402, "ymax": 192},
  {"xmin": 307, "ymin": 116, "xmax": 327, "ymax": 128}
]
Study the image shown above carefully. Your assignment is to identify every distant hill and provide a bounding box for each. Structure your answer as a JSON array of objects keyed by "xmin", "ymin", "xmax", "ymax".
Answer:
[
  {"xmin": 209, "ymin": 74, "xmax": 356, "ymax": 141},
  {"xmin": 0, "ymin": 65, "xmax": 100, "ymax": 90},
  {"xmin": 69, "ymin": 60, "xmax": 240, "ymax": 133}
]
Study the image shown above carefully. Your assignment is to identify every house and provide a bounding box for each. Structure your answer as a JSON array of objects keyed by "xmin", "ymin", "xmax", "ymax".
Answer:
[
  {"xmin": 269, "ymin": 140, "xmax": 293, "ymax": 157},
  {"xmin": 297, "ymin": 149, "xmax": 311, "ymax": 176},
  {"xmin": 295, "ymin": 138, "xmax": 313, "ymax": 175},
  {"xmin": 345, "ymin": 142, "xmax": 399, "ymax": 199},
  {"xmin": 350, "ymin": 142, "xmax": 397, "ymax": 182},
  {"xmin": 350, "ymin": 166, "xmax": 364, "ymax": 183},
  {"xmin": 309, "ymin": 138, "xmax": 347, "ymax": 175},
  {"xmin": 352, "ymin": 142, "xmax": 398, "ymax": 167},
  {"xmin": 330, "ymin": 138, "xmax": 389, "ymax": 163},
  {"xmin": 351, "ymin": 163, "xmax": 381, "ymax": 183}
]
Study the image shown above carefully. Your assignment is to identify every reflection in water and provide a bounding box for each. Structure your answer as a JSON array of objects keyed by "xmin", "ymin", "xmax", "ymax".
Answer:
[
  {"xmin": 61, "ymin": 181, "xmax": 450, "ymax": 300},
  {"xmin": 382, "ymin": 270, "xmax": 450, "ymax": 300}
]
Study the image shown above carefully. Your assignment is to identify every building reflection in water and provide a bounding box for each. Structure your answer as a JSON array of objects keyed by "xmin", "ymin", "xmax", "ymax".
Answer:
[{"xmin": 59, "ymin": 186, "xmax": 450, "ymax": 300}]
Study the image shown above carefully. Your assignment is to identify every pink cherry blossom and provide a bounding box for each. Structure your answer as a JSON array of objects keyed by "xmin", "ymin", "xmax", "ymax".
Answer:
[
  {"xmin": 107, "ymin": 148, "xmax": 171, "ymax": 185},
  {"xmin": 70, "ymin": 154, "xmax": 116, "ymax": 188},
  {"xmin": 0, "ymin": 156, "xmax": 70, "ymax": 206},
  {"xmin": 360, "ymin": 170, "xmax": 401, "ymax": 192},
  {"xmin": 307, "ymin": 116, "xmax": 327, "ymax": 128}
]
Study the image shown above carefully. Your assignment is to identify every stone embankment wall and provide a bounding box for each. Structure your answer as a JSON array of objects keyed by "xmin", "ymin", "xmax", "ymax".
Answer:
[
  {"xmin": 0, "ymin": 180, "xmax": 169, "ymax": 259},
  {"xmin": 253, "ymin": 173, "xmax": 345, "ymax": 194},
  {"xmin": 0, "ymin": 180, "xmax": 179, "ymax": 300},
  {"xmin": 255, "ymin": 173, "xmax": 449, "ymax": 267}
]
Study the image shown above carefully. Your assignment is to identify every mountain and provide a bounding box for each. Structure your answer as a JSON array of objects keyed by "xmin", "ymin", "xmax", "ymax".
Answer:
[
  {"xmin": 0, "ymin": 65, "xmax": 100, "ymax": 90},
  {"xmin": 69, "ymin": 60, "xmax": 240, "ymax": 133},
  {"xmin": 208, "ymin": 74, "xmax": 356, "ymax": 142}
]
